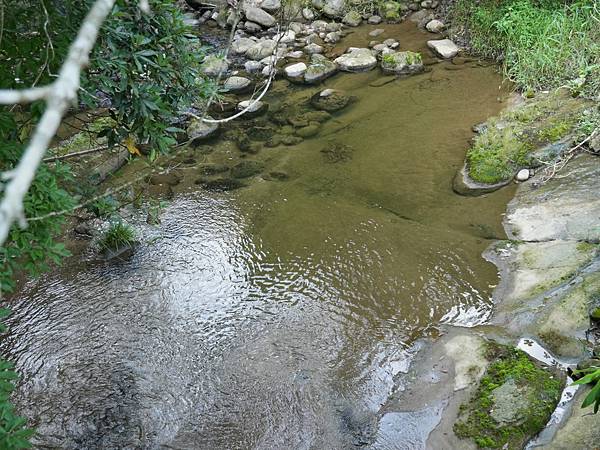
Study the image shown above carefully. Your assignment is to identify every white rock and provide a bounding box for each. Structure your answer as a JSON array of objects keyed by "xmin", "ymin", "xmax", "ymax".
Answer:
[
  {"xmin": 286, "ymin": 50, "xmax": 304, "ymax": 59},
  {"xmin": 274, "ymin": 30, "xmax": 296, "ymax": 43},
  {"xmin": 516, "ymin": 169, "xmax": 530, "ymax": 182},
  {"xmin": 284, "ymin": 62, "xmax": 308, "ymax": 78},
  {"xmin": 426, "ymin": 19, "xmax": 445, "ymax": 33},
  {"xmin": 320, "ymin": 88, "xmax": 335, "ymax": 97},
  {"xmin": 237, "ymin": 99, "xmax": 266, "ymax": 113},
  {"xmin": 383, "ymin": 38, "xmax": 397, "ymax": 47},
  {"xmin": 324, "ymin": 31, "xmax": 341, "ymax": 43},
  {"xmin": 302, "ymin": 7, "xmax": 315, "ymax": 20},
  {"xmin": 427, "ymin": 39, "xmax": 459, "ymax": 58},
  {"xmin": 368, "ymin": 15, "xmax": 382, "ymax": 24},
  {"xmin": 334, "ymin": 48, "xmax": 377, "ymax": 72},
  {"xmin": 305, "ymin": 43, "xmax": 324, "ymax": 54}
]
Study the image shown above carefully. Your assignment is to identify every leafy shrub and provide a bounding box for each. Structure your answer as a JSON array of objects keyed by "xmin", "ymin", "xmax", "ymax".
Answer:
[
  {"xmin": 85, "ymin": 0, "xmax": 215, "ymax": 158},
  {"xmin": 573, "ymin": 366, "xmax": 600, "ymax": 413}
]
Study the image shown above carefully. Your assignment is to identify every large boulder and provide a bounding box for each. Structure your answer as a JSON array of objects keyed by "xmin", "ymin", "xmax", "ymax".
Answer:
[
  {"xmin": 427, "ymin": 39, "xmax": 459, "ymax": 58},
  {"xmin": 304, "ymin": 54, "xmax": 338, "ymax": 84},
  {"xmin": 334, "ymin": 48, "xmax": 377, "ymax": 72},
  {"xmin": 381, "ymin": 51, "xmax": 424, "ymax": 75},
  {"xmin": 244, "ymin": 6, "xmax": 276, "ymax": 27}
]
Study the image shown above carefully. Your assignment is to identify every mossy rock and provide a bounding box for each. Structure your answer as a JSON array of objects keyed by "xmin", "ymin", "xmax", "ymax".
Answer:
[
  {"xmin": 198, "ymin": 163, "xmax": 229, "ymax": 176},
  {"xmin": 454, "ymin": 342, "xmax": 564, "ymax": 449},
  {"xmin": 381, "ymin": 1, "xmax": 401, "ymax": 21},
  {"xmin": 466, "ymin": 91, "xmax": 591, "ymax": 185},
  {"xmin": 321, "ymin": 142, "xmax": 354, "ymax": 163},
  {"xmin": 231, "ymin": 160, "xmax": 265, "ymax": 178}
]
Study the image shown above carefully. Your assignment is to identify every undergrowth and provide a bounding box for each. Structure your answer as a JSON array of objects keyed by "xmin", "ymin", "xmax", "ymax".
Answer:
[
  {"xmin": 98, "ymin": 222, "xmax": 136, "ymax": 252},
  {"xmin": 452, "ymin": 0, "xmax": 600, "ymax": 97}
]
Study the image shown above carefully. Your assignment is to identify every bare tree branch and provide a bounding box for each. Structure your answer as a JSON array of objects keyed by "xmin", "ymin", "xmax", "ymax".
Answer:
[{"xmin": 0, "ymin": 0, "xmax": 117, "ymax": 246}]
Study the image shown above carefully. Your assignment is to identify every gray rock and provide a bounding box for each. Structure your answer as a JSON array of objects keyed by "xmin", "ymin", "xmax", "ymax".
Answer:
[
  {"xmin": 232, "ymin": 37, "xmax": 255, "ymax": 54},
  {"xmin": 383, "ymin": 38, "xmax": 398, "ymax": 47},
  {"xmin": 305, "ymin": 43, "xmax": 324, "ymax": 54},
  {"xmin": 259, "ymin": 0, "xmax": 281, "ymax": 12},
  {"xmin": 369, "ymin": 28, "xmax": 385, "ymax": 37},
  {"xmin": 381, "ymin": 51, "xmax": 424, "ymax": 75},
  {"xmin": 425, "ymin": 19, "xmax": 444, "ymax": 33},
  {"xmin": 246, "ymin": 40, "xmax": 277, "ymax": 60},
  {"xmin": 311, "ymin": 20, "xmax": 329, "ymax": 32},
  {"xmin": 201, "ymin": 54, "xmax": 228, "ymax": 77},
  {"xmin": 244, "ymin": 21, "xmax": 263, "ymax": 33},
  {"xmin": 244, "ymin": 60, "xmax": 263, "ymax": 72},
  {"xmin": 187, "ymin": 118, "xmax": 219, "ymax": 143},
  {"xmin": 302, "ymin": 7, "xmax": 316, "ymax": 20},
  {"xmin": 286, "ymin": 50, "xmax": 304, "ymax": 59},
  {"xmin": 311, "ymin": 0, "xmax": 324, "ymax": 9},
  {"xmin": 324, "ymin": 31, "xmax": 342, "ymax": 43},
  {"xmin": 322, "ymin": 0, "xmax": 345, "ymax": 17},
  {"xmin": 244, "ymin": 6, "xmax": 276, "ymax": 27},
  {"xmin": 490, "ymin": 379, "xmax": 531, "ymax": 426},
  {"xmin": 342, "ymin": 11, "xmax": 362, "ymax": 26},
  {"xmin": 368, "ymin": 15, "xmax": 382, "ymax": 24},
  {"xmin": 427, "ymin": 39, "xmax": 459, "ymax": 58},
  {"xmin": 334, "ymin": 48, "xmax": 377, "ymax": 72},
  {"xmin": 311, "ymin": 89, "xmax": 350, "ymax": 111},
  {"xmin": 223, "ymin": 76, "xmax": 251, "ymax": 92},
  {"xmin": 274, "ymin": 30, "xmax": 296, "ymax": 43},
  {"xmin": 304, "ymin": 54, "xmax": 338, "ymax": 84},
  {"xmin": 421, "ymin": 0, "xmax": 438, "ymax": 8},
  {"xmin": 409, "ymin": 9, "xmax": 434, "ymax": 27}
]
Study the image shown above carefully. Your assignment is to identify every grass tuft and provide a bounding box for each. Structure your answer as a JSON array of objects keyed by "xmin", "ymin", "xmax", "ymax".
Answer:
[{"xmin": 99, "ymin": 221, "xmax": 136, "ymax": 252}]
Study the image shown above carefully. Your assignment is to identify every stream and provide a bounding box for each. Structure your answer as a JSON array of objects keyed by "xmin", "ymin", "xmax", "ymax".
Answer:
[{"xmin": 3, "ymin": 22, "xmax": 515, "ymax": 449}]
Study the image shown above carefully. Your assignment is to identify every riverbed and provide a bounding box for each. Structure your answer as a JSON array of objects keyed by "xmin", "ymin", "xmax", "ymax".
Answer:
[{"xmin": 3, "ymin": 22, "xmax": 515, "ymax": 449}]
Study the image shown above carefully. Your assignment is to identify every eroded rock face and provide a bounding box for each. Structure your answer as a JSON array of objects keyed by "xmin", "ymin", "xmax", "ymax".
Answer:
[{"xmin": 334, "ymin": 48, "xmax": 377, "ymax": 72}]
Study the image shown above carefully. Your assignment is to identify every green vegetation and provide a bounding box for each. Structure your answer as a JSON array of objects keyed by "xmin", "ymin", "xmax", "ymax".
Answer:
[
  {"xmin": 573, "ymin": 365, "xmax": 600, "ymax": 413},
  {"xmin": 382, "ymin": 53, "xmax": 397, "ymax": 66},
  {"xmin": 98, "ymin": 221, "xmax": 136, "ymax": 252},
  {"xmin": 452, "ymin": 0, "xmax": 600, "ymax": 97},
  {"xmin": 0, "ymin": 310, "xmax": 34, "ymax": 449},
  {"xmin": 454, "ymin": 343, "xmax": 563, "ymax": 449},
  {"xmin": 405, "ymin": 51, "xmax": 422, "ymax": 65}
]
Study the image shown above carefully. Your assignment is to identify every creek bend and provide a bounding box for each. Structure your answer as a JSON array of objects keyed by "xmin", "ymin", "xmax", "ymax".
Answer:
[{"xmin": 4, "ymin": 22, "xmax": 515, "ymax": 449}]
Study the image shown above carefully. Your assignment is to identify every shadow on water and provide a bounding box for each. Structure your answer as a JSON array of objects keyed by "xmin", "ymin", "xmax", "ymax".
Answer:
[{"xmin": 3, "ymin": 22, "xmax": 515, "ymax": 449}]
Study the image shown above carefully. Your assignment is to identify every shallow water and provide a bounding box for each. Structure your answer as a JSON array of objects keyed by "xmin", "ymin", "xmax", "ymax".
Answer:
[{"xmin": 3, "ymin": 22, "xmax": 514, "ymax": 449}]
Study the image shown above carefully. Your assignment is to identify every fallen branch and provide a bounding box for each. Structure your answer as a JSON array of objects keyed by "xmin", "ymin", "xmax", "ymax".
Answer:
[{"xmin": 43, "ymin": 145, "xmax": 109, "ymax": 162}]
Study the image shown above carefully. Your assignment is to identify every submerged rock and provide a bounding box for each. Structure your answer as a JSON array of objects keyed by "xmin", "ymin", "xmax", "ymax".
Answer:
[
  {"xmin": 321, "ymin": 142, "xmax": 354, "ymax": 163},
  {"xmin": 310, "ymin": 89, "xmax": 351, "ymax": 112},
  {"xmin": 231, "ymin": 160, "xmax": 265, "ymax": 178},
  {"xmin": 187, "ymin": 118, "xmax": 219, "ymax": 143}
]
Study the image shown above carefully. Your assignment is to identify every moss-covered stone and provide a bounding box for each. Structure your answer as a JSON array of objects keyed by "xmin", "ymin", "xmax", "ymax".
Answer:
[
  {"xmin": 230, "ymin": 160, "xmax": 265, "ymax": 179},
  {"xmin": 466, "ymin": 91, "xmax": 591, "ymax": 185},
  {"xmin": 454, "ymin": 342, "xmax": 564, "ymax": 449}
]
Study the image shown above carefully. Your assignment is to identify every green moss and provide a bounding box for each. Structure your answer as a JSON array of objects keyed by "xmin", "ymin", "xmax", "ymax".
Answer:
[
  {"xmin": 466, "ymin": 91, "xmax": 591, "ymax": 184},
  {"xmin": 382, "ymin": 53, "xmax": 396, "ymax": 66},
  {"xmin": 381, "ymin": 1, "xmax": 401, "ymax": 21},
  {"xmin": 454, "ymin": 343, "xmax": 564, "ymax": 449}
]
